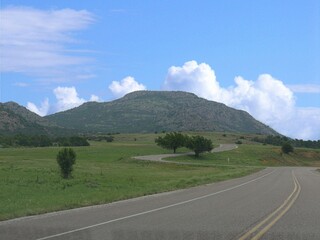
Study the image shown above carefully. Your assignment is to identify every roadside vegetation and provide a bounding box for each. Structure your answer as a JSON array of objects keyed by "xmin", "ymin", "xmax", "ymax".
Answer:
[
  {"xmin": 0, "ymin": 135, "xmax": 89, "ymax": 147},
  {"xmin": 0, "ymin": 132, "xmax": 319, "ymax": 221},
  {"xmin": 281, "ymin": 142, "xmax": 294, "ymax": 154},
  {"xmin": 166, "ymin": 143, "xmax": 320, "ymax": 167}
]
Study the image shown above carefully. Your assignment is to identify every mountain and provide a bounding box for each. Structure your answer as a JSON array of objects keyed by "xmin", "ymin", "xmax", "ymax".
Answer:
[
  {"xmin": 46, "ymin": 91, "xmax": 278, "ymax": 135},
  {"xmin": 0, "ymin": 102, "xmax": 72, "ymax": 136}
]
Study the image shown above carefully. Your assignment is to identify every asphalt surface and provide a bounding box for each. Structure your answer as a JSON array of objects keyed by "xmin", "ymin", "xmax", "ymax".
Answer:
[{"xmin": 1, "ymin": 167, "xmax": 319, "ymax": 240}]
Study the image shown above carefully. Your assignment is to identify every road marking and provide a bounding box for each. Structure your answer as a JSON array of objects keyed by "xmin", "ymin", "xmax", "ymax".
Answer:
[
  {"xmin": 238, "ymin": 170, "xmax": 301, "ymax": 240},
  {"xmin": 36, "ymin": 169, "xmax": 275, "ymax": 240}
]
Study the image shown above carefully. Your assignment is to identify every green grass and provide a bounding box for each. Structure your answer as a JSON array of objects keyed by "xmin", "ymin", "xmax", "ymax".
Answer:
[
  {"xmin": 165, "ymin": 144, "xmax": 320, "ymax": 167},
  {"xmin": 0, "ymin": 136, "xmax": 259, "ymax": 221},
  {"xmin": 1, "ymin": 133, "xmax": 318, "ymax": 221}
]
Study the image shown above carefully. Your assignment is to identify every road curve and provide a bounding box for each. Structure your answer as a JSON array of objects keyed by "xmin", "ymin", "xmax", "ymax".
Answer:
[
  {"xmin": 1, "ymin": 167, "xmax": 319, "ymax": 240},
  {"xmin": 133, "ymin": 144, "xmax": 238, "ymax": 163},
  {"xmin": 211, "ymin": 144, "xmax": 238, "ymax": 153}
]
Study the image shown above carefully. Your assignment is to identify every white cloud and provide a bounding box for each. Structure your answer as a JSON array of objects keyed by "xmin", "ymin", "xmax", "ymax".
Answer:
[
  {"xmin": 288, "ymin": 84, "xmax": 320, "ymax": 93},
  {"xmin": 27, "ymin": 98, "xmax": 49, "ymax": 117},
  {"xmin": 109, "ymin": 76, "xmax": 147, "ymax": 98},
  {"xmin": 226, "ymin": 74, "xmax": 295, "ymax": 125},
  {"xmin": 89, "ymin": 94, "xmax": 101, "ymax": 102},
  {"xmin": 164, "ymin": 60, "xmax": 320, "ymax": 140},
  {"xmin": 163, "ymin": 60, "xmax": 221, "ymax": 100},
  {"xmin": 0, "ymin": 6, "xmax": 94, "ymax": 81},
  {"xmin": 53, "ymin": 86, "xmax": 86, "ymax": 112},
  {"xmin": 273, "ymin": 108, "xmax": 320, "ymax": 140},
  {"xmin": 27, "ymin": 86, "xmax": 100, "ymax": 115}
]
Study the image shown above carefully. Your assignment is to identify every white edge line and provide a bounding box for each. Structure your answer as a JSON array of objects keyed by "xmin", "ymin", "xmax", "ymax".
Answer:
[{"xmin": 36, "ymin": 169, "xmax": 276, "ymax": 240}]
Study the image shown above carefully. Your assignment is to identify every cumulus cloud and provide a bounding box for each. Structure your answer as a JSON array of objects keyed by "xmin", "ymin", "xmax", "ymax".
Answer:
[
  {"xmin": 109, "ymin": 76, "xmax": 147, "ymax": 98},
  {"xmin": 164, "ymin": 60, "xmax": 319, "ymax": 140},
  {"xmin": 53, "ymin": 86, "xmax": 86, "ymax": 112},
  {"xmin": 27, "ymin": 86, "xmax": 101, "ymax": 116},
  {"xmin": 0, "ymin": 6, "xmax": 94, "ymax": 81},
  {"xmin": 225, "ymin": 74, "xmax": 295, "ymax": 125},
  {"xmin": 164, "ymin": 61, "xmax": 221, "ymax": 100},
  {"xmin": 27, "ymin": 98, "xmax": 50, "ymax": 117},
  {"xmin": 273, "ymin": 108, "xmax": 320, "ymax": 140},
  {"xmin": 89, "ymin": 94, "xmax": 101, "ymax": 102}
]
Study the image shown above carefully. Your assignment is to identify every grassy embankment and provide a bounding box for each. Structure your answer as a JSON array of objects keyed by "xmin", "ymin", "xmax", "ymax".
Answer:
[
  {"xmin": 0, "ymin": 132, "xmax": 319, "ymax": 221},
  {"xmin": 167, "ymin": 144, "xmax": 320, "ymax": 167}
]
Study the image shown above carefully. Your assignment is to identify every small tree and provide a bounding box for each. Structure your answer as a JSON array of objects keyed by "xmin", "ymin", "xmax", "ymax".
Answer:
[
  {"xmin": 282, "ymin": 142, "xmax": 294, "ymax": 154},
  {"xmin": 56, "ymin": 148, "xmax": 76, "ymax": 179},
  {"xmin": 185, "ymin": 135, "xmax": 213, "ymax": 157},
  {"xmin": 105, "ymin": 136, "xmax": 114, "ymax": 142},
  {"xmin": 155, "ymin": 132, "xmax": 185, "ymax": 153}
]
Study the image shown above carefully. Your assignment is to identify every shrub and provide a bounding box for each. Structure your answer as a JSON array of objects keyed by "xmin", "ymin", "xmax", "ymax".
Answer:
[
  {"xmin": 56, "ymin": 148, "xmax": 76, "ymax": 179},
  {"xmin": 105, "ymin": 136, "xmax": 114, "ymax": 142},
  {"xmin": 282, "ymin": 142, "xmax": 294, "ymax": 154}
]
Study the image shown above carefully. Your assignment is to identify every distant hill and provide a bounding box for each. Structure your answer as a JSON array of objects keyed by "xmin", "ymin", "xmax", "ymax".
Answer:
[
  {"xmin": 46, "ymin": 91, "xmax": 278, "ymax": 135},
  {"xmin": 0, "ymin": 102, "xmax": 72, "ymax": 136}
]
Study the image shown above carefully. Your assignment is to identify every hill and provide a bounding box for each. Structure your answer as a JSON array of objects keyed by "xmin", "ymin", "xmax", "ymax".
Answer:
[
  {"xmin": 46, "ymin": 91, "xmax": 278, "ymax": 135},
  {"xmin": 0, "ymin": 102, "xmax": 72, "ymax": 136}
]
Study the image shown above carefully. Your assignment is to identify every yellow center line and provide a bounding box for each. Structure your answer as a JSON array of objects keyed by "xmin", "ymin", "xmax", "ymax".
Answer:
[{"xmin": 238, "ymin": 170, "xmax": 301, "ymax": 240}]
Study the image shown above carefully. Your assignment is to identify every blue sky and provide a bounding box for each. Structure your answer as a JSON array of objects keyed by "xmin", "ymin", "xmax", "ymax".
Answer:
[{"xmin": 0, "ymin": 0, "xmax": 319, "ymax": 140}]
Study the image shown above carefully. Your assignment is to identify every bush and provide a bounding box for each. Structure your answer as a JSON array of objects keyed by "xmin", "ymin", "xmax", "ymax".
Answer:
[
  {"xmin": 56, "ymin": 148, "xmax": 76, "ymax": 179},
  {"xmin": 105, "ymin": 136, "xmax": 114, "ymax": 142},
  {"xmin": 282, "ymin": 142, "xmax": 294, "ymax": 154}
]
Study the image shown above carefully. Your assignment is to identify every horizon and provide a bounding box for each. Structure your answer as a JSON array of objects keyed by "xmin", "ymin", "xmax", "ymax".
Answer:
[{"xmin": 0, "ymin": 1, "xmax": 319, "ymax": 140}]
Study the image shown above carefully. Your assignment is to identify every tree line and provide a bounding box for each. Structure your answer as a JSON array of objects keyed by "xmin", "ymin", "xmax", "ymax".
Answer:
[
  {"xmin": 252, "ymin": 135, "xmax": 320, "ymax": 149},
  {"xmin": 155, "ymin": 132, "xmax": 213, "ymax": 157},
  {"xmin": 0, "ymin": 134, "xmax": 90, "ymax": 147}
]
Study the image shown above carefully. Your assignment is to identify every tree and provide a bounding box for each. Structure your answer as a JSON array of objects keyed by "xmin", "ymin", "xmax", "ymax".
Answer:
[
  {"xmin": 56, "ymin": 148, "xmax": 76, "ymax": 179},
  {"xmin": 105, "ymin": 136, "xmax": 114, "ymax": 142},
  {"xmin": 185, "ymin": 135, "xmax": 213, "ymax": 157},
  {"xmin": 282, "ymin": 142, "xmax": 294, "ymax": 154},
  {"xmin": 155, "ymin": 132, "xmax": 185, "ymax": 153}
]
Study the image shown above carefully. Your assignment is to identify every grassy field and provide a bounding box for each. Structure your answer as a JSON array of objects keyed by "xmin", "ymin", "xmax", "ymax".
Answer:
[
  {"xmin": 166, "ymin": 144, "xmax": 320, "ymax": 167},
  {"xmin": 0, "ymin": 132, "xmax": 319, "ymax": 221},
  {"xmin": 0, "ymin": 133, "xmax": 261, "ymax": 221}
]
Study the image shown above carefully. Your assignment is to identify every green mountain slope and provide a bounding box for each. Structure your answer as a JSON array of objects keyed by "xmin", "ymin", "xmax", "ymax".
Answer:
[
  {"xmin": 46, "ymin": 91, "xmax": 278, "ymax": 135},
  {"xmin": 0, "ymin": 102, "xmax": 72, "ymax": 136}
]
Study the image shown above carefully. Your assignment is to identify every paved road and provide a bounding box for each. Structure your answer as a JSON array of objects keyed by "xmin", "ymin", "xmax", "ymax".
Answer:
[
  {"xmin": 1, "ymin": 167, "xmax": 319, "ymax": 240},
  {"xmin": 211, "ymin": 144, "xmax": 238, "ymax": 153},
  {"xmin": 133, "ymin": 144, "xmax": 238, "ymax": 164}
]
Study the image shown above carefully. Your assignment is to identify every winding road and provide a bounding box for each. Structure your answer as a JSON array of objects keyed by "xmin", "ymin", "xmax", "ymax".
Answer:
[
  {"xmin": 1, "ymin": 145, "xmax": 320, "ymax": 240},
  {"xmin": 133, "ymin": 144, "xmax": 238, "ymax": 164}
]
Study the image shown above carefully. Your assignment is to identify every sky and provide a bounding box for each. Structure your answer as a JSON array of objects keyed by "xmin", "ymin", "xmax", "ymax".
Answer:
[{"xmin": 0, "ymin": 0, "xmax": 319, "ymax": 140}]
